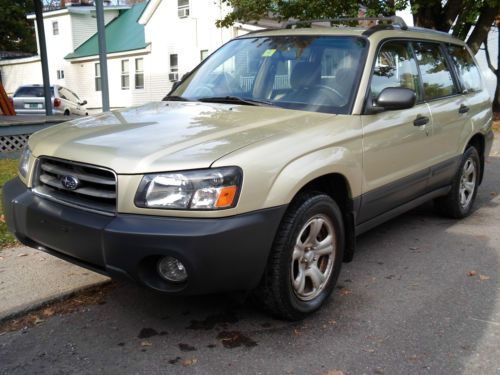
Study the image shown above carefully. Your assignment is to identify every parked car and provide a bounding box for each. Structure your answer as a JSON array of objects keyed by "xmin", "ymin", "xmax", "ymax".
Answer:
[
  {"xmin": 3, "ymin": 17, "xmax": 494, "ymax": 320},
  {"xmin": 12, "ymin": 84, "xmax": 88, "ymax": 116}
]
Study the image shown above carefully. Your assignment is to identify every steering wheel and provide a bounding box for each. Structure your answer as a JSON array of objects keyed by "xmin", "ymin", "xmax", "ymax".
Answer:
[{"xmin": 313, "ymin": 84, "xmax": 347, "ymax": 106}]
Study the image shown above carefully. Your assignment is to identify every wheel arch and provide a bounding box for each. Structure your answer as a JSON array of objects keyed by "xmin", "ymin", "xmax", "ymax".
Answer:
[
  {"xmin": 465, "ymin": 133, "xmax": 485, "ymax": 184},
  {"xmin": 287, "ymin": 172, "xmax": 357, "ymax": 263}
]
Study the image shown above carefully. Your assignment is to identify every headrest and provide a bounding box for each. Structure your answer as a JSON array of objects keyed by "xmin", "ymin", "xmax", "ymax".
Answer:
[{"xmin": 290, "ymin": 62, "xmax": 320, "ymax": 90}]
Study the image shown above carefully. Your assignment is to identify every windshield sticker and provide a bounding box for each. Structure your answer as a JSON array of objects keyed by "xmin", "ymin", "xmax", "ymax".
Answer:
[{"xmin": 262, "ymin": 49, "xmax": 276, "ymax": 57}]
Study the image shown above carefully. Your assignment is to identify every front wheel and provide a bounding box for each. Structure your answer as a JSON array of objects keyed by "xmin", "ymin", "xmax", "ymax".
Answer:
[
  {"xmin": 435, "ymin": 146, "xmax": 480, "ymax": 218},
  {"xmin": 255, "ymin": 192, "xmax": 344, "ymax": 320}
]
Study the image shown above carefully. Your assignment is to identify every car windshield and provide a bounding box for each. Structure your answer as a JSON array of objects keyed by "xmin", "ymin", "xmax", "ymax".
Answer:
[
  {"xmin": 14, "ymin": 86, "xmax": 55, "ymax": 97},
  {"xmin": 170, "ymin": 35, "xmax": 367, "ymax": 114}
]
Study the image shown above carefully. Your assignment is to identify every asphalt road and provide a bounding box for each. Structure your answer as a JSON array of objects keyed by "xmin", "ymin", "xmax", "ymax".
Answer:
[{"xmin": 1, "ymin": 140, "xmax": 499, "ymax": 375}]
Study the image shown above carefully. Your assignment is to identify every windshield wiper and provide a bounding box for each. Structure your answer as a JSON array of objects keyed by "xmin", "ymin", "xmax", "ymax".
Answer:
[
  {"xmin": 198, "ymin": 96, "xmax": 275, "ymax": 107},
  {"xmin": 162, "ymin": 95, "xmax": 191, "ymax": 102}
]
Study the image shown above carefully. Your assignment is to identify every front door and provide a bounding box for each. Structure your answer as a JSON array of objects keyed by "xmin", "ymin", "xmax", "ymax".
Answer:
[{"xmin": 359, "ymin": 40, "xmax": 432, "ymax": 223}]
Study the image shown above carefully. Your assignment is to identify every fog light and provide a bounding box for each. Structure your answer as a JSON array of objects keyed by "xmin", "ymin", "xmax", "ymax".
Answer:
[{"xmin": 157, "ymin": 256, "xmax": 187, "ymax": 283}]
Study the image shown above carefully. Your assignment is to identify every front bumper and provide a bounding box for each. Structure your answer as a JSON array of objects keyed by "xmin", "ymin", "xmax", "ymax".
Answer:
[{"xmin": 3, "ymin": 177, "xmax": 286, "ymax": 294}]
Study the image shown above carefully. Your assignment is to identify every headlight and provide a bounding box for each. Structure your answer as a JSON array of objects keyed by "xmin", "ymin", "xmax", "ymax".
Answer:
[
  {"xmin": 135, "ymin": 167, "xmax": 242, "ymax": 210},
  {"xmin": 18, "ymin": 147, "xmax": 32, "ymax": 178}
]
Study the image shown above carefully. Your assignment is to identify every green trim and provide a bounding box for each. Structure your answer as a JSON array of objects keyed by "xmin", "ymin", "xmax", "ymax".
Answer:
[{"xmin": 65, "ymin": 2, "xmax": 148, "ymax": 60}]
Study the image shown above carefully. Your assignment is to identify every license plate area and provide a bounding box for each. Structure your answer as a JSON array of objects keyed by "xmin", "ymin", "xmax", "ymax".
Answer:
[{"xmin": 24, "ymin": 103, "xmax": 43, "ymax": 109}]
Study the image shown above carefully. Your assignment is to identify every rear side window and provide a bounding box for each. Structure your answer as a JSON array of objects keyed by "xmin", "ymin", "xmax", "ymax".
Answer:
[
  {"xmin": 412, "ymin": 42, "xmax": 457, "ymax": 100},
  {"xmin": 370, "ymin": 41, "xmax": 421, "ymax": 99},
  {"xmin": 14, "ymin": 86, "xmax": 54, "ymax": 97},
  {"xmin": 447, "ymin": 45, "xmax": 482, "ymax": 93}
]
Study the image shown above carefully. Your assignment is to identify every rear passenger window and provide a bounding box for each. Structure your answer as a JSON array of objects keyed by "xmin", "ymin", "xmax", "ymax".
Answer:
[
  {"xmin": 447, "ymin": 45, "xmax": 482, "ymax": 93},
  {"xmin": 412, "ymin": 42, "xmax": 457, "ymax": 100},
  {"xmin": 370, "ymin": 41, "xmax": 420, "ymax": 99}
]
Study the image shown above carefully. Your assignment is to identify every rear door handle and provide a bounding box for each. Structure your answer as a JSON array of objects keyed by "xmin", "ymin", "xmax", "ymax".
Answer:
[
  {"xmin": 459, "ymin": 104, "xmax": 470, "ymax": 114},
  {"xmin": 414, "ymin": 115, "xmax": 429, "ymax": 127}
]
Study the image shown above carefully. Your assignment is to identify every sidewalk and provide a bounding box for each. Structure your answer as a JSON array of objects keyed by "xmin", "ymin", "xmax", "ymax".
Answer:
[{"xmin": 0, "ymin": 246, "xmax": 109, "ymax": 321}]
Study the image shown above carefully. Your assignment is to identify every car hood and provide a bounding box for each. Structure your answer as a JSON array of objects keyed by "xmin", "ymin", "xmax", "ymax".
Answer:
[{"xmin": 28, "ymin": 101, "xmax": 328, "ymax": 174}]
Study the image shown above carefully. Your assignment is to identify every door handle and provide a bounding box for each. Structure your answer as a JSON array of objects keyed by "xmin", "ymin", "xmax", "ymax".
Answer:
[
  {"xmin": 458, "ymin": 104, "xmax": 470, "ymax": 114},
  {"xmin": 414, "ymin": 115, "xmax": 429, "ymax": 127}
]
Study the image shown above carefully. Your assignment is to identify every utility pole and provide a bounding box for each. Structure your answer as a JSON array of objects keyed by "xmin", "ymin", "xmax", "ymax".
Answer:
[
  {"xmin": 33, "ymin": 0, "xmax": 53, "ymax": 115},
  {"xmin": 95, "ymin": 0, "xmax": 110, "ymax": 112}
]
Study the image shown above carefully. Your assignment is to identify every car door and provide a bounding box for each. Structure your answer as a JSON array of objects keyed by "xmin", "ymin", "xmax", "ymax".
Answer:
[
  {"xmin": 359, "ymin": 40, "xmax": 433, "ymax": 223},
  {"xmin": 411, "ymin": 41, "xmax": 465, "ymax": 191}
]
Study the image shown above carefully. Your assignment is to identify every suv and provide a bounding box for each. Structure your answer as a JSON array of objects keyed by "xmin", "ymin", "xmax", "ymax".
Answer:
[
  {"xmin": 3, "ymin": 18, "xmax": 494, "ymax": 320},
  {"xmin": 12, "ymin": 84, "xmax": 88, "ymax": 116}
]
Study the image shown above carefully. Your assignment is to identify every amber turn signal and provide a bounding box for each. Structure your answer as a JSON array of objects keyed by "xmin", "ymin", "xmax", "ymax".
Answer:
[{"xmin": 216, "ymin": 186, "xmax": 238, "ymax": 208}]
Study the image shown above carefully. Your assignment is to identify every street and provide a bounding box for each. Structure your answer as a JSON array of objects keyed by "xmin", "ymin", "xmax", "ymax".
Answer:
[{"xmin": 1, "ymin": 143, "xmax": 499, "ymax": 375}]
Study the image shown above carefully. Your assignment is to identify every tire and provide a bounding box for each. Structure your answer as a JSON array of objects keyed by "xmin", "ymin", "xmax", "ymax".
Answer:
[
  {"xmin": 64, "ymin": 110, "xmax": 70, "ymax": 116},
  {"xmin": 255, "ymin": 192, "xmax": 345, "ymax": 320},
  {"xmin": 434, "ymin": 146, "xmax": 480, "ymax": 219}
]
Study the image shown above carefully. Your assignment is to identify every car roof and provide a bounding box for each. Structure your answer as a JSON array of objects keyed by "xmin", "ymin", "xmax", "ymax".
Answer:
[{"xmin": 236, "ymin": 23, "xmax": 465, "ymax": 46}]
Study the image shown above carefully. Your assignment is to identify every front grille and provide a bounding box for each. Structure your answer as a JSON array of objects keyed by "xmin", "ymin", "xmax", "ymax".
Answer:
[{"xmin": 33, "ymin": 157, "xmax": 117, "ymax": 215}]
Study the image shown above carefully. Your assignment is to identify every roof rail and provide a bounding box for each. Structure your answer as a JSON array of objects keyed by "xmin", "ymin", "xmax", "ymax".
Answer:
[{"xmin": 283, "ymin": 15, "xmax": 408, "ymax": 32}]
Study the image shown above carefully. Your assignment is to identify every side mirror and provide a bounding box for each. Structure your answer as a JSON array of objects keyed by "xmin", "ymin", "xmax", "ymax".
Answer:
[
  {"xmin": 80, "ymin": 100, "xmax": 87, "ymax": 106},
  {"xmin": 374, "ymin": 87, "xmax": 416, "ymax": 111}
]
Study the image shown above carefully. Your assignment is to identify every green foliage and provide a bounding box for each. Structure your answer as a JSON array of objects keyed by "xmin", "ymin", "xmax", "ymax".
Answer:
[
  {"xmin": 0, "ymin": 0, "xmax": 36, "ymax": 53},
  {"xmin": 0, "ymin": 159, "xmax": 20, "ymax": 249}
]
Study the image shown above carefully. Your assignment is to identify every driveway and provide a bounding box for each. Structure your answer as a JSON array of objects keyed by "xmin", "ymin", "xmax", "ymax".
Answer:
[{"xmin": 1, "ymin": 138, "xmax": 499, "ymax": 375}]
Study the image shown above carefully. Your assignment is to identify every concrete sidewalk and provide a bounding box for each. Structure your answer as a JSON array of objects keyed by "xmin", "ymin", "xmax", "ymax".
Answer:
[{"xmin": 0, "ymin": 246, "xmax": 109, "ymax": 321}]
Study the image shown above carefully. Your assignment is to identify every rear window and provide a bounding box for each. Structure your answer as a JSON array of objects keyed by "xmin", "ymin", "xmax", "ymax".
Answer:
[
  {"xmin": 447, "ymin": 45, "xmax": 482, "ymax": 93},
  {"xmin": 413, "ymin": 42, "xmax": 457, "ymax": 100},
  {"xmin": 14, "ymin": 86, "xmax": 54, "ymax": 98}
]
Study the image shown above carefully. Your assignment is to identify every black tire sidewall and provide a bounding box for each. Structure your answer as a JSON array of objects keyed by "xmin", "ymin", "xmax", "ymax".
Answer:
[
  {"xmin": 454, "ymin": 147, "xmax": 480, "ymax": 217},
  {"xmin": 279, "ymin": 195, "xmax": 345, "ymax": 316}
]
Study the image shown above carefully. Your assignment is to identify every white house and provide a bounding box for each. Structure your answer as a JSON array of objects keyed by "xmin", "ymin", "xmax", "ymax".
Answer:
[
  {"xmin": 0, "ymin": 4, "xmax": 127, "ymax": 96},
  {"xmin": 0, "ymin": 0, "xmax": 254, "ymax": 111},
  {"xmin": 64, "ymin": 0, "xmax": 250, "ymax": 109}
]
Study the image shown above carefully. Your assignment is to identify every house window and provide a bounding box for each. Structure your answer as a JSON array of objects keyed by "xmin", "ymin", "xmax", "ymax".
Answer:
[
  {"xmin": 121, "ymin": 60, "xmax": 129, "ymax": 90},
  {"xmin": 135, "ymin": 58, "xmax": 144, "ymax": 89},
  {"xmin": 56, "ymin": 70, "xmax": 64, "ymax": 79},
  {"xmin": 200, "ymin": 50, "xmax": 209, "ymax": 61},
  {"xmin": 169, "ymin": 54, "xmax": 178, "ymax": 81},
  {"xmin": 52, "ymin": 21, "xmax": 59, "ymax": 35},
  {"xmin": 178, "ymin": 0, "xmax": 189, "ymax": 18},
  {"xmin": 95, "ymin": 63, "xmax": 101, "ymax": 92}
]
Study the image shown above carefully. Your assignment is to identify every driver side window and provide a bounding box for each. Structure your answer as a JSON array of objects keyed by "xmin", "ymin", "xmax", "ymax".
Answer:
[{"xmin": 371, "ymin": 41, "xmax": 420, "ymax": 100}]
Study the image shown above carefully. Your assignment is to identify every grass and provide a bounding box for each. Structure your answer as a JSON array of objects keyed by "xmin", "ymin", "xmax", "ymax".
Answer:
[
  {"xmin": 493, "ymin": 112, "xmax": 500, "ymax": 132},
  {"xmin": 0, "ymin": 159, "xmax": 20, "ymax": 249}
]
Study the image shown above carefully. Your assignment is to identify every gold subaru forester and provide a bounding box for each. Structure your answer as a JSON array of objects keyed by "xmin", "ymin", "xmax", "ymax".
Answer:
[{"xmin": 4, "ymin": 17, "xmax": 494, "ymax": 320}]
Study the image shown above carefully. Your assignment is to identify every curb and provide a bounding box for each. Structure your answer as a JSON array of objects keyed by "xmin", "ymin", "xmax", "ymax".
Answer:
[{"xmin": 0, "ymin": 279, "xmax": 111, "ymax": 324}]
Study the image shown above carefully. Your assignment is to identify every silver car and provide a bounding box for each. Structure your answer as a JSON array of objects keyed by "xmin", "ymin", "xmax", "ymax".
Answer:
[{"xmin": 12, "ymin": 84, "xmax": 88, "ymax": 116}]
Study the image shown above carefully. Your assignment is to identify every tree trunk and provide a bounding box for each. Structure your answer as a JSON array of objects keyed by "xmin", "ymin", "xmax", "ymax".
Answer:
[
  {"xmin": 467, "ymin": 5, "xmax": 496, "ymax": 54},
  {"xmin": 494, "ymin": 22, "xmax": 500, "ymax": 112},
  {"xmin": 411, "ymin": 0, "xmax": 442, "ymax": 29}
]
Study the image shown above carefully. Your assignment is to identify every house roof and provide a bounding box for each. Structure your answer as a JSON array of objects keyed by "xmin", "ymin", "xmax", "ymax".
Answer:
[{"xmin": 65, "ymin": 2, "xmax": 149, "ymax": 60}]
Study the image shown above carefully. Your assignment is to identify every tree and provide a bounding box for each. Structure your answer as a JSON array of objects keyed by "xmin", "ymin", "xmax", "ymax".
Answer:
[
  {"xmin": 0, "ymin": 0, "xmax": 36, "ymax": 53},
  {"xmin": 217, "ymin": 0, "xmax": 500, "ymax": 108}
]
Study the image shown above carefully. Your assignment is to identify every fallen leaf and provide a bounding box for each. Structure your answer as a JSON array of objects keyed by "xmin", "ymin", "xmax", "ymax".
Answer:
[
  {"xmin": 181, "ymin": 358, "xmax": 197, "ymax": 367},
  {"xmin": 141, "ymin": 341, "xmax": 152, "ymax": 347},
  {"xmin": 328, "ymin": 320, "xmax": 337, "ymax": 325},
  {"xmin": 33, "ymin": 317, "xmax": 44, "ymax": 325},
  {"xmin": 467, "ymin": 270, "xmax": 477, "ymax": 277},
  {"xmin": 490, "ymin": 192, "xmax": 498, "ymax": 197},
  {"xmin": 17, "ymin": 253, "xmax": 28, "ymax": 257},
  {"xmin": 0, "ymin": 215, "xmax": 5, "ymax": 223},
  {"xmin": 324, "ymin": 371, "xmax": 344, "ymax": 375},
  {"xmin": 338, "ymin": 287, "xmax": 352, "ymax": 296},
  {"xmin": 479, "ymin": 274, "xmax": 490, "ymax": 281}
]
